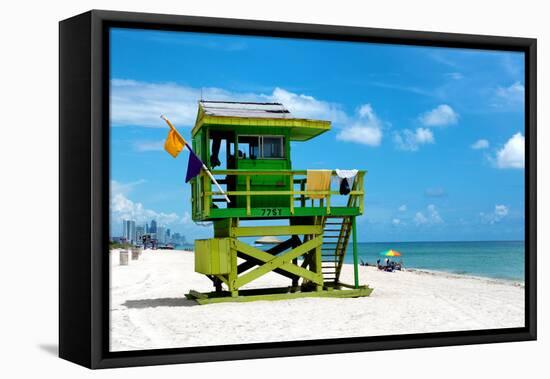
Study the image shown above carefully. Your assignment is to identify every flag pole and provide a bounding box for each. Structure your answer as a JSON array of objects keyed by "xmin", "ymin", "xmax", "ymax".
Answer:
[{"xmin": 160, "ymin": 115, "xmax": 231, "ymax": 204}]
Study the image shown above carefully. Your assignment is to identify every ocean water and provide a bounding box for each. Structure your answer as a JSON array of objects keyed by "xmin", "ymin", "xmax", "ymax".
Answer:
[
  {"xmin": 346, "ymin": 241, "xmax": 525, "ymax": 282},
  {"xmin": 177, "ymin": 240, "xmax": 525, "ymax": 282}
]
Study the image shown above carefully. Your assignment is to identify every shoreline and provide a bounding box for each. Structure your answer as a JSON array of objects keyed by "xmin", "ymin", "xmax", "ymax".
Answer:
[
  {"xmin": 402, "ymin": 267, "xmax": 524, "ymax": 287},
  {"xmin": 162, "ymin": 247, "xmax": 526, "ymax": 285}
]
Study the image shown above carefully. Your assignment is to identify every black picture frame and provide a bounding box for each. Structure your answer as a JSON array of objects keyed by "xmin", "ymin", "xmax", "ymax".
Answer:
[{"xmin": 59, "ymin": 9, "xmax": 537, "ymax": 369}]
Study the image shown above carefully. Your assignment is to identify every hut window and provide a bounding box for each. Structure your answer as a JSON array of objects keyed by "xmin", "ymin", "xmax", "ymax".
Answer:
[
  {"xmin": 262, "ymin": 136, "xmax": 284, "ymax": 158},
  {"xmin": 238, "ymin": 136, "xmax": 260, "ymax": 159}
]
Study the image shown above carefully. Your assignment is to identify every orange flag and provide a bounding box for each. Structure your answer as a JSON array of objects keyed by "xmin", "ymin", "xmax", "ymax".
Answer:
[{"xmin": 164, "ymin": 129, "xmax": 185, "ymax": 158}]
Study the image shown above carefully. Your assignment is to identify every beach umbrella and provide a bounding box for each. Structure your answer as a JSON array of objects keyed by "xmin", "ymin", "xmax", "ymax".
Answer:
[{"xmin": 379, "ymin": 249, "xmax": 401, "ymax": 257}]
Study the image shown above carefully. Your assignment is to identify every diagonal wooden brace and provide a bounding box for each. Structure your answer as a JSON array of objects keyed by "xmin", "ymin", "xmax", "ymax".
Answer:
[
  {"xmin": 233, "ymin": 236, "xmax": 323, "ymax": 289},
  {"xmin": 237, "ymin": 235, "xmax": 302, "ymax": 275}
]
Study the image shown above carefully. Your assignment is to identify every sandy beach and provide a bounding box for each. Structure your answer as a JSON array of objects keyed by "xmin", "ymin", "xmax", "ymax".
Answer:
[{"xmin": 110, "ymin": 249, "xmax": 524, "ymax": 352}]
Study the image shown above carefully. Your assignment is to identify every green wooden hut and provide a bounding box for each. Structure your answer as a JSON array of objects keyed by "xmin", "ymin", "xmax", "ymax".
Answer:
[{"xmin": 184, "ymin": 100, "xmax": 372, "ymax": 303}]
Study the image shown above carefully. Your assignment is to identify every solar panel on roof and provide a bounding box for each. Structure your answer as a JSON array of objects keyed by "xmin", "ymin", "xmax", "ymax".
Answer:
[{"xmin": 200, "ymin": 101, "xmax": 293, "ymax": 119}]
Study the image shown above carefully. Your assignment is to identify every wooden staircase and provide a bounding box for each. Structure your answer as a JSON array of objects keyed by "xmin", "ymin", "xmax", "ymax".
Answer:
[
  {"xmin": 321, "ymin": 216, "xmax": 353, "ymax": 284},
  {"xmin": 320, "ymin": 175, "xmax": 363, "ymax": 285}
]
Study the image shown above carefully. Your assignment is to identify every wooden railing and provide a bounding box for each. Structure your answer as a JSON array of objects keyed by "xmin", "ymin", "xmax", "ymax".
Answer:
[{"xmin": 191, "ymin": 169, "xmax": 366, "ymax": 219}]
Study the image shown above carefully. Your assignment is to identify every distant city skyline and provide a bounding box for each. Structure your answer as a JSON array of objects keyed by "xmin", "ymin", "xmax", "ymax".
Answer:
[
  {"xmin": 114, "ymin": 218, "xmax": 187, "ymax": 246},
  {"xmin": 110, "ymin": 28, "xmax": 525, "ymax": 242}
]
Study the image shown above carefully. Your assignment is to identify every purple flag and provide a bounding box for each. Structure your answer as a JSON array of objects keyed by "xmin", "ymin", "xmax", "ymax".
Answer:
[{"xmin": 185, "ymin": 150, "xmax": 204, "ymax": 183}]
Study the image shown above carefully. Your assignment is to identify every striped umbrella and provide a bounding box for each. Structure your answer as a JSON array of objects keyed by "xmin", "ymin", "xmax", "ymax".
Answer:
[{"xmin": 379, "ymin": 249, "xmax": 402, "ymax": 257}]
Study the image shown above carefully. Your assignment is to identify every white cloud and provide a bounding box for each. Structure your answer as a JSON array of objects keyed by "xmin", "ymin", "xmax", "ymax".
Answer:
[
  {"xmin": 424, "ymin": 187, "xmax": 446, "ymax": 198},
  {"xmin": 110, "ymin": 179, "xmax": 146, "ymax": 196},
  {"xmin": 110, "ymin": 79, "xmax": 348, "ymax": 128},
  {"xmin": 110, "ymin": 180, "xmax": 183, "ymax": 227},
  {"xmin": 111, "ymin": 79, "xmax": 204, "ymax": 127},
  {"xmin": 393, "ymin": 127, "xmax": 434, "ymax": 151},
  {"xmin": 495, "ymin": 132, "xmax": 525, "ymax": 169},
  {"xmin": 336, "ymin": 103, "xmax": 383, "ymax": 146},
  {"xmin": 446, "ymin": 72, "xmax": 463, "ymax": 80},
  {"xmin": 480, "ymin": 204, "xmax": 509, "ymax": 224},
  {"xmin": 398, "ymin": 204, "xmax": 407, "ymax": 212},
  {"xmin": 495, "ymin": 205, "xmax": 509, "ymax": 217},
  {"xmin": 414, "ymin": 212, "xmax": 428, "ymax": 225},
  {"xmin": 471, "ymin": 139, "xmax": 489, "ymax": 150},
  {"xmin": 414, "ymin": 204, "xmax": 443, "ymax": 226},
  {"xmin": 427, "ymin": 204, "xmax": 443, "ymax": 224},
  {"xmin": 336, "ymin": 125, "xmax": 382, "ymax": 146},
  {"xmin": 357, "ymin": 104, "xmax": 376, "ymax": 119},
  {"xmin": 496, "ymin": 82, "xmax": 525, "ymax": 104},
  {"xmin": 269, "ymin": 87, "xmax": 348, "ymax": 124},
  {"xmin": 133, "ymin": 140, "xmax": 165, "ymax": 152},
  {"xmin": 392, "ymin": 218, "xmax": 401, "ymax": 226},
  {"xmin": 419, "ymin": 104, "xmax": 459, "ymax": 127},
  {"xmin": 111, "ymin": 79, "xmax": 389, "ymax": 149}
]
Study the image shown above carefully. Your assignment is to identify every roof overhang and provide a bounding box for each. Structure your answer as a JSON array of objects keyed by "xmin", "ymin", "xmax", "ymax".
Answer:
[{"xmin": 192, "ymin": 114, "xmax": 331, "ymax": 141}]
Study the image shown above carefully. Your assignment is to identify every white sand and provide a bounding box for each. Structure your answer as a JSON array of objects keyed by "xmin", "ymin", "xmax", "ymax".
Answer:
[{"xmin": 110, "ymin": 249, "xmax": 524, "ymax": 352}]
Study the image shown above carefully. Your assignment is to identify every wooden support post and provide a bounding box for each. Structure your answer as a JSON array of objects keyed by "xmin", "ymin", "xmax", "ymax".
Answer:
[
  {"xmin": 359, "ymin": 173, "xmax": 365, "ymax": 214},
  {"xmin": 289, "ymin": 173, "xmax": 294, "ymax": 215},
  {"xmin": 228, "ymin": 239, "xmax": 239, "ymax": 297},
  {"xmin": 245, "ymin": 175, "xmax": 251, "ymax": 216},
  {"xmin": 300, "ymin": 180, "xmax": 305, "ymax": 208},
  {"xmin": 315, "ymin": 244, "xmax": 323, "ymax": 291},
  {"xmin": 213, "ymin": 276, "xmax": 223, "ymax": 292},
  {"xmin": 291, "ymin": 258, "xmax": 299, "ymax": 291},
  {"xmin": 352, "ymin": 216, "xmax": 359, "ymax": 289},
  {"xmin": 203, "ymin": 174, "xmax": 211, "ymax": 217}
]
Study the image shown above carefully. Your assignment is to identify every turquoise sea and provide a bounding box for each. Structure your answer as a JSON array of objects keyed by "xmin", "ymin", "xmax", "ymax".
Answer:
[
  {"xmin": 347, "ymin": 241, "xmax": 525, "ymax": 282},
  {"xmin": 177, "ymin": 240, "xmax": 525, "ymax": 282}
]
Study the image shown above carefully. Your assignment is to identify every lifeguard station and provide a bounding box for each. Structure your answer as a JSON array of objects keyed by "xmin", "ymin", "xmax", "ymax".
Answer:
[{"xmin": 184, "ymin": 100, "xmax": 372, "ymax": 304}]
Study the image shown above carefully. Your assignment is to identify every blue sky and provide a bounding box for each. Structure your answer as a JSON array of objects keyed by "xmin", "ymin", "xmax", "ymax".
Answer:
[{"xmin": 109, "ymin": 28, "xmax": 525, "ymax": 242}]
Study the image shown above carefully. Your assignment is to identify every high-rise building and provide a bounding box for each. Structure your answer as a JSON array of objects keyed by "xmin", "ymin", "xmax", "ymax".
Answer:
[
  {"xmin": 157, "ymin": 226, "xmax": 166, "ymax": 244},
  {"xmin": 135, "ymin": 225, "xmax": 145, "ymax": 243},
  {"xmin": 150, "ymin": 219, "xmax": 157, "ymax": 233},
  {"xmin": 166, "ymin": 228, "xmax": 171, "ymax": 238},
  {"xmin": 122, "ymin": 220, "xmax": 136, "ymax": 244},
  {"xmin": 171, "ymin": 232, "xmax": 185, "ymax": 245}
]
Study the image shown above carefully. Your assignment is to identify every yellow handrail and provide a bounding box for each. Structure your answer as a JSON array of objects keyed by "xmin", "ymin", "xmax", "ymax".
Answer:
[{"xmin": 192, "ymin": 169, "xmax": 366, "ymax": 217}]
